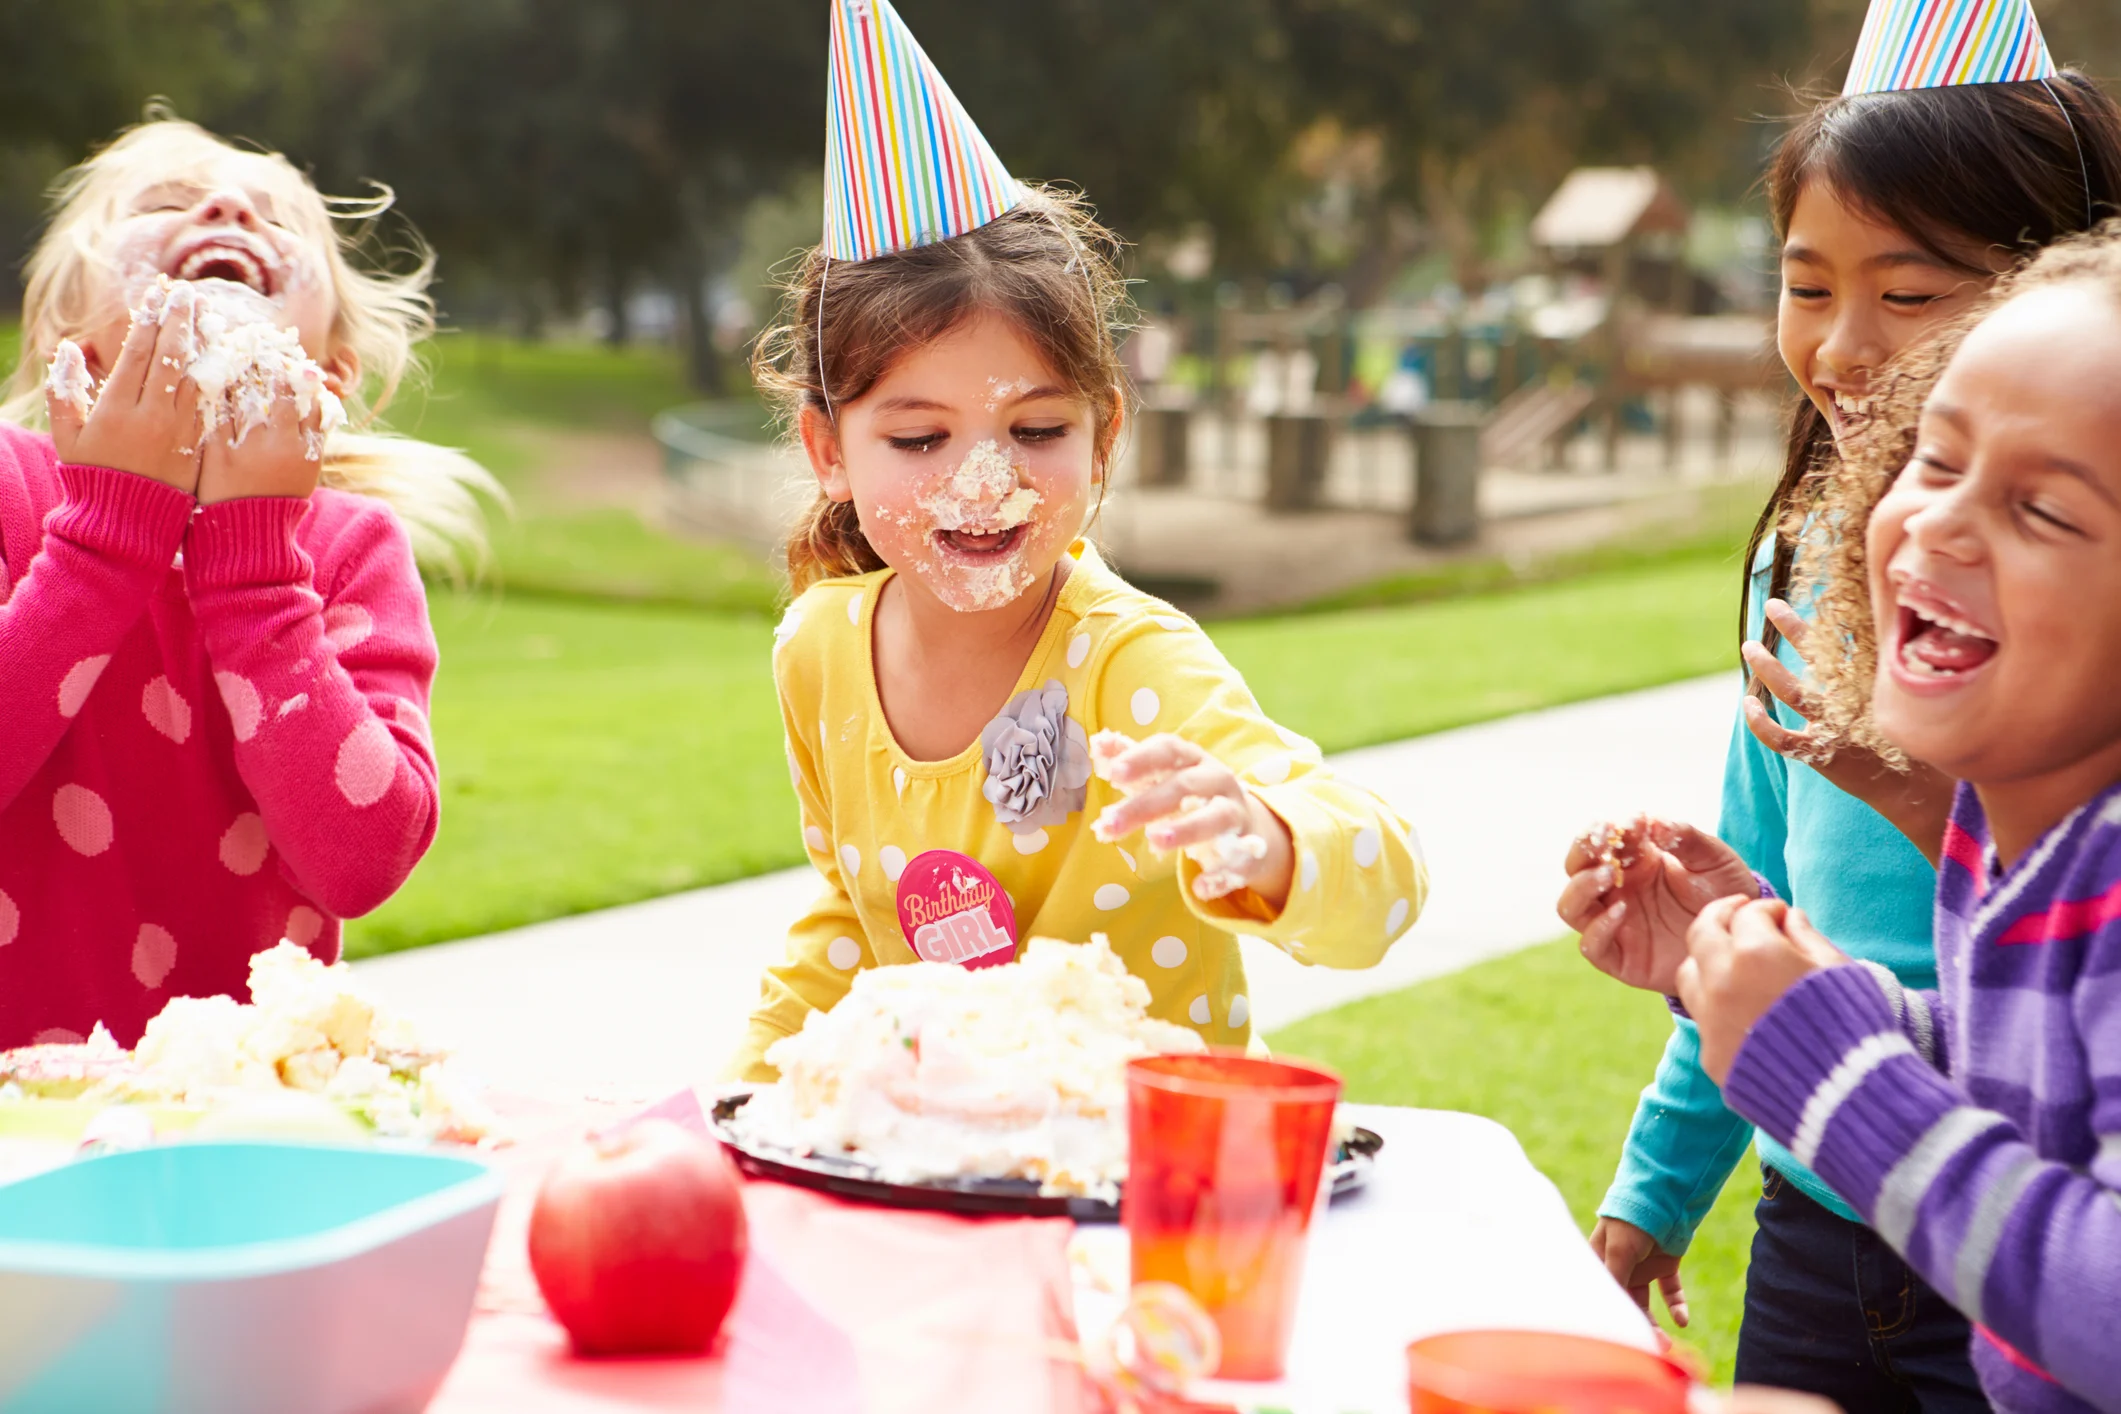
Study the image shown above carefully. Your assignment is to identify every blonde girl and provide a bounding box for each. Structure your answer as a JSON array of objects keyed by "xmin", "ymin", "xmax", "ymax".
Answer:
[{"xmin": 0, "ymin": 115, "xmax": 491, "ymax": 1048}]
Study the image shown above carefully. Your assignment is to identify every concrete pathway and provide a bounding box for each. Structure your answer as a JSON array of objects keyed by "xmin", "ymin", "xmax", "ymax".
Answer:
[{"xmin": 355, "ymin": 674, "xmax": 1736, "ymax": 1097}]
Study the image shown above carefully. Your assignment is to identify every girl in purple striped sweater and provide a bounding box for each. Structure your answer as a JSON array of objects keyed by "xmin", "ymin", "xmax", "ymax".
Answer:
[{"xmin": 1573, "ymin": 225, "xmax": 2121, "ymax": 1414}]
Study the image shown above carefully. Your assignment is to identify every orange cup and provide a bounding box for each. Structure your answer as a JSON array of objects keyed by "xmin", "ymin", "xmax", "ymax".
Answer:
[
  {"xmin": 1123, "ymin": 1052, "xmax": 1343, "ymax": 1381},
  {"xmin": 1406, "ymin": 1329, "xmax": 1694, "ymax": 1413}
]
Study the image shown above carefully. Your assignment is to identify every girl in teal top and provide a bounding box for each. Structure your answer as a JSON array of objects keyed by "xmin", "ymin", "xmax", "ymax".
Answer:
[{"xmin": 1565, "ymin": 70, "xmax": 2121, "ymax": 1408}]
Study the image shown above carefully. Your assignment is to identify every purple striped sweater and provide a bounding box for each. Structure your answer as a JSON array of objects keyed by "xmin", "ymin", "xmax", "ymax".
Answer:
[{"xmin": 1723, "ymin": 780, "xmax": 2121, "ymax": 1414}]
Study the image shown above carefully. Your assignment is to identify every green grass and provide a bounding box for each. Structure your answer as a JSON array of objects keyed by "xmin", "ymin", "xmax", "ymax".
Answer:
[
  {"xmin": 344, "ymin": 594, "xmax": 791, "ymax": 957},
  {"xmin": 348, "ymin": 550, "xmax": 1738, "ymax": 956},
  {"xmin": 486, "ymin": 508, "xmax": 780, "ymax": 614},
  {"xmin": 1219, "ymin": 552, "xmax": 1740, "ymax": 753},
  {"xmin": 1270, "ymin": 938, "xmax": 1762, "ymax": 1384}
]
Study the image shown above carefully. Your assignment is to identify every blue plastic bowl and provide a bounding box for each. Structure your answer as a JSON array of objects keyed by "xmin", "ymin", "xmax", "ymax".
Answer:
[{"xmin": 0, "ymin": 1142, "xmax": 502, "ymax": 1413}]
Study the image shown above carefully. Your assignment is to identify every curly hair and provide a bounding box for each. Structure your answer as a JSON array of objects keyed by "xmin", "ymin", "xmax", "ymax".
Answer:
[
  {"xmin": 752, "ymin": 186, "xmax": 1132, "ymax": 596},
  {"xmin": 1794, "ymin": 219, "xmax": 2121, "ymax": 764}
]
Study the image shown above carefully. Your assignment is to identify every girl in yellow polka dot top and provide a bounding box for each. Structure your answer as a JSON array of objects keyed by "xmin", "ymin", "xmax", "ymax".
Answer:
[{"xmin": 732, "ymin": 190, "xmax": 1425, "ymax": 1081}]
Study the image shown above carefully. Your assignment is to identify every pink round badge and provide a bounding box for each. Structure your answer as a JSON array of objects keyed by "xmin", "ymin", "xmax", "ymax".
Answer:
[{"xmin": 895, "ymin": 849, "xmax": 1018, "ymax": 970}]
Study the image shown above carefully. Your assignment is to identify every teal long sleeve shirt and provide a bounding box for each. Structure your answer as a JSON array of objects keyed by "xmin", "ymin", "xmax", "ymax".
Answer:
[{"xmin": 1595, "ymin": 544, "xmax": 1939, "ymax": 1254}]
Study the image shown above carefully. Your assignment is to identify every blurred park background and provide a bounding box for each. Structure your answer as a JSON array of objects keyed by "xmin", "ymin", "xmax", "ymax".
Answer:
[{"xmin": 8, "ymin": 0, "xmax": 2121, "ymax": 1376}]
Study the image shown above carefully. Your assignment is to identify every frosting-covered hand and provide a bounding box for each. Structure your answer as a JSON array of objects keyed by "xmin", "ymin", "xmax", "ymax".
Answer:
[{"xmin": 1090, "ymin": 731, "xmax": 1293, "ymax": 905}]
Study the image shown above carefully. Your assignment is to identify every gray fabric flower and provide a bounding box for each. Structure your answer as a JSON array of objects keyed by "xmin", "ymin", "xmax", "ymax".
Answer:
[{"xmin": 980, "ymin": 679, "xmax": 1091, "ymax": 833}]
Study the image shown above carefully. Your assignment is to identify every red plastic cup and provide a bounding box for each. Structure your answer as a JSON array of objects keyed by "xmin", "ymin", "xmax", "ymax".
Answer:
[
  {"xmin": 1123, "ymin": 1052, "xmax": 1343, "ymax": 1381},
  {"xmin": 1406, "ymin": 1329, "xmax": 1695, "ymax": 1412}
]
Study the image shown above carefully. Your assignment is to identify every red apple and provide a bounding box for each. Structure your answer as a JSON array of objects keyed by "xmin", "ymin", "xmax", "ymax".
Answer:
[{"xmin": 527, "ymin": 1117, "xmax": 749, "ymax": 1356}]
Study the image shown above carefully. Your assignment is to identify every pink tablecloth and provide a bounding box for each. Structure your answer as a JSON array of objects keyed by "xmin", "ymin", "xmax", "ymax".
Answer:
[{"xmin": 426, "ymin": 1090, "xmax": 1097, "ymax": 1414}]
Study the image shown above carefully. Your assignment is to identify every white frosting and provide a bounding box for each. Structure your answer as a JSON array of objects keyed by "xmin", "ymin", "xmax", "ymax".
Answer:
[
  {"xmin": 737, "ymin": 935, "xmax": 1203, "ymax": 1196},
  {"xmin": 46, "ymin": 340, "xmax": 95, "ymax": 420},
  {"xmin": 116, "ymin": 942, "xmax": 490, "ymax": 1142},
  {"xmin": 1090, "ymin": 729, "xmax": 1267, "ymax": 897},
  {"xmin": 173, "ymin": 279, "xmax": 345, "ymax": 458}
]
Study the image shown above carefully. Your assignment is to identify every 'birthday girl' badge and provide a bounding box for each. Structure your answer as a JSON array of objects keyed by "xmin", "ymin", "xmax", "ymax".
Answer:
[{"xmin": 895, "ymin": 850, "xmax": 1018, "ymax": 969}]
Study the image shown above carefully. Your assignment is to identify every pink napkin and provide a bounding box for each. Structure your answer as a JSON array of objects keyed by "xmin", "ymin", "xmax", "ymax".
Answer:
[{"xmin": 427, "ymin": 1089, "xmax": 1093, "ymax": 1414}]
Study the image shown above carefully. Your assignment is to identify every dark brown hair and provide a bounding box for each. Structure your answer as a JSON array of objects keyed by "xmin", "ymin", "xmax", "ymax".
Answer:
[
  {"xmin": 1747, "ymin": 71, "xmax": 2121, "ymax": 656},
  {"xmin": 753, "ymin": 187, "xmax": 1130, "ymax": 595}
]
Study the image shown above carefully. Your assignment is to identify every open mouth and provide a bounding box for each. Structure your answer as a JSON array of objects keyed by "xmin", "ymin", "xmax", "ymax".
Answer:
[
  {"xmin": 936, "ymin": 524, "xmax": 1028, "ymax": 558},
  {"xmin": 1893, "ymin": 596, "xmax": 1998, "ymax": 684},
  {"xmin": 171, "ymin": 240, "xmax": 275, "ymax": 298},
  {"xmin": 1823, "ymin": 388, "xmax": 1873, "ymax": 439}
]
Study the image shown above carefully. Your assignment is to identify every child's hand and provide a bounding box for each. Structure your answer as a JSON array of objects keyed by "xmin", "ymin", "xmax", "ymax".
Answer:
[
  {"xmin": 47, "ymin": 285, "xmax": 202, "ymax": 495},
  {"xmin": 196, "ymin": 385, "xmax": 326, "ymax": 505},
  {"xmin": 1092, "ymin": 734, "xmax": 1294, "ymax": 905},
  {"xmin": 1679, "ymin": 898, "xmax": 1847, "ymax": 1084},
  {"xmin": 1743, "ymin": 599, "xmax": 1955, "ymax": 862},
  {"xmin": 1588, "ymin": 1217, "xmax": 1688, "ymax": 1328},
  {"xmin": 1558, "ymin": 816, "xmax": 1755, "ymax": 996}
]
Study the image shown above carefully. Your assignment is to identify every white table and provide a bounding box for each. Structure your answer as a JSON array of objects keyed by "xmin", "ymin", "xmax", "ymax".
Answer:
[{"xmin": 1071, "ymin": 1104, "xmax": 1656, "ymax": 1414}]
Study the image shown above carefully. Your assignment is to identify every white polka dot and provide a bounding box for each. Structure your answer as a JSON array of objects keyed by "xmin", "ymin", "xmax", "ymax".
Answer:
[
  {"xmin": 323, "ymin": 603, "xmax": 374, "ymax": 652},
  {"xmin": 1151, "ymin": 936, "xmax": 1187, "ymax": 969},
  {"xmin": 804, "ymin": 825, "xmax": 827, "ymax": 854},
  {"xmin": 1067, "ymin": 632, "xmax": 1091, "ymax": 669},
  {"xmin": 880, "ymin": 846, "xmax": 907, "ymax": 882},
  {"xmin": 284, "ymin": 907, "xmax": 323, "ymax": 948},
  {"xmin": 132, "ymin": 924, "xmax": 177, "ymax": 989},
  {"xmin": 277, "ymin": 693, "xmax": 310, "ymax": 720},
  {"xmin": 827, "ymin": 936, "xmax": 863, "ymax": 970},
  {"xmin": 56, "ymin": 655, "xmax": 110, "ymax": 718},
  {"xmin": 1228, "ymin": 995, "xmax": 1250, "ymax": 1029},
  {"xmin": 774, "ymin": 607, "xmax": 804, "ymax": 648},
  {"xmin": 1012, "ymin": 828, "xmax": 1048, "ymax": 855},
  {"xmin": 218, "ymin": 813, "xmax": 269, "ymax": 875},
  {"xmin": 818, "ymin": 717, "xmax": 828, "ymax": 746},
  {"xmin": 1299, "ymin": 851, "xmax": 1319, "ymax": 891},
  {"xmin": 847, "ymin": 594, "xmax": 863, "ymax": 626},
  {"xmin": 1249, "ymin": 753, "xmax": 1291, "ymax": 786},
  {"xmin": 1188, "ymin": 995, "xmax": 1212, "ymax": 1026},
  {"xmin": 1118, "ymin": 847, "xmax": 1137, "ymax": 873},
  {"xmin": 392, "ymin": 697, "xmax": 428, "ymax": 740},
  {"xmin": 0, "ymin": 889, "xmax": 16, "ymax": 948},
  {"xmin": 140, "ymin": 676, "xmax": 192, "ymax": 743},
  {"xmin": 1152, "ymin": 615, "xmax": 1189, "ymax": 631},
  {"xmin": 33, "ymin": 1028, "xmax": 84, "ymax": 1046},
  {"xmin": 788, "ymin": 751, "xmax": 803, "ymax": 788},
  {"xmin": 1094, "ymin": 884, "xmax": 1130, "ymax": 911},
  {"xmin": 1275, "ymin": 724, "xmax": 1310, "ymax": 749},
  {"xmin": 53, "ymin": 784, "xmax": 113, "ymax": 856},
  {"xmin": 839, "ymin": 843, "xmax": 862, "ymax": 878},
  {"xmin": 1386, "ymin": 897, "xmax": 1411, "ymax": 939},
  {"xmin": 216, "ymin": 672, "xmax": 262, "ymax": 742},
  {"xmin": 1354, "ymin": 827, "xmax": 1382, "ymax": 868},
  {"xmin": 334, "ymin": 720, "xmax": 397, "ymax": 807},
  {"xmin": 1130, "ymin": 688, "xmax": 1160, "ymax": 727},
  {"xmin": 893, "ymin": 767, "xmax": 908, "ymax": 797}
]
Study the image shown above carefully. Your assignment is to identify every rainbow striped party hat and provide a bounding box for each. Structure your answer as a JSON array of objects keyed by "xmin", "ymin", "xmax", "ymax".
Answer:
[
  {"xmin": 823, "ymin": 0, "xmax": 1025, "ymax": 263},
  {"xmin": 1844, "ymin": 0, "xmax": 2055, "ymax": 96}
]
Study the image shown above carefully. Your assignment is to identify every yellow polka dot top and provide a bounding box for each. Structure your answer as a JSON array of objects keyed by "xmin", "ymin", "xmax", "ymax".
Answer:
[{"xmin": 730, "ymin": 541, "xmax": 1427, "ymax": 1081}]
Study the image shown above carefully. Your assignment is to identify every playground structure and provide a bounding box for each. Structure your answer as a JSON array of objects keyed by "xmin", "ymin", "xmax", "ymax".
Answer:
[{"xmin": 656, "ymin": 166, "xmax": 1786, "ymax": 560}]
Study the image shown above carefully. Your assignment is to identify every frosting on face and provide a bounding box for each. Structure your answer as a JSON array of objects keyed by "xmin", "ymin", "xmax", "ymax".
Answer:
[{"xmin": 891, "ymin": 439, "xmax": 1047, "ymax": 612}]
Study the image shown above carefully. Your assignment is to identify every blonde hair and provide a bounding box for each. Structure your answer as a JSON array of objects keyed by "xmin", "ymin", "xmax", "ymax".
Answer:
[
  {"xmin": 1796, "ymin": 218, "xmax": 2121, "ymax": 762},
  {"xmin": 1, "ymin": 113, "xmax": 496, "ymax": 577},
  {"xmin": 752, "ymin": 187, "xmax": 1131, "ymax": 597}
]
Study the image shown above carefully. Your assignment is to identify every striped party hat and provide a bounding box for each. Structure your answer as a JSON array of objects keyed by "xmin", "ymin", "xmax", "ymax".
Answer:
[
  {"xmin": 1844, "ymin": 0, "xmax": 2055, "ymax": 96},
  {"xmin": 823, "ymin": 0, "xmax": 1025, "ymax": 263}
]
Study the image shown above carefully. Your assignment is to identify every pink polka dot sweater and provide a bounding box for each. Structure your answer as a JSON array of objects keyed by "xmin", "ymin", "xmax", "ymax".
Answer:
[{"xmin": 0, "ymin": 424, "xmax": 439, "ymax": 1048}]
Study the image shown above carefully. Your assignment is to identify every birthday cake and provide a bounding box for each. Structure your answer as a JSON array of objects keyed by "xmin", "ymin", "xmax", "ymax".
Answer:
[
  {"xmin": 731, "ymin": 935, "xmax": 1202, "ymax": 1197},
  {"xmin": 0, "ymin": 942, "xmax": 492, "ymax": 1145}
]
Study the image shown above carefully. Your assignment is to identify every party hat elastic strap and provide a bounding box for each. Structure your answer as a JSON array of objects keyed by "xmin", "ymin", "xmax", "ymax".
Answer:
[
  {"xmin": 1844, "ymin": 0, "xmax": 2055, "ymax": 96},
  {"xmin": 823, "ymin": 0, "xmax": 1025, "ymax": 262}
]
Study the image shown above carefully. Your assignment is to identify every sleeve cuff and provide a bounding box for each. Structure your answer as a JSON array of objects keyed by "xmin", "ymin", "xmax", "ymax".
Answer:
[
  {"xmin": 1595, "ymin": 1191, "xmax": 1693, "ymax": 1257},
  {"xmin": 52, "ymin": 463, "xmax": 193, "ymax": 567},
  {"xmin": 185, "ymin": 496, "xmax": 312, "ymax": 589},
  {"xmin": 1721, "ymin": 963, "xmax": 1901, "ymax": 1151}
]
